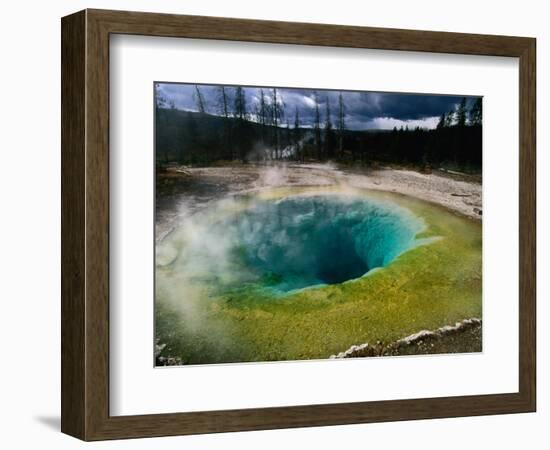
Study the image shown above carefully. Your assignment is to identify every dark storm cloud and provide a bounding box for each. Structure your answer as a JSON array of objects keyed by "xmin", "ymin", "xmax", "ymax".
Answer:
[{"xmin": 156, "ymin": 82, "xmax": 478, "ymax": 130}]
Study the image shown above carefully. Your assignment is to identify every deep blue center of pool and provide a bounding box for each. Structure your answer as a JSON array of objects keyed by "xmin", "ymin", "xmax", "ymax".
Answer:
[{"xmin": 219, "ymin": 195, "xmax": 423, "ymax": 292}]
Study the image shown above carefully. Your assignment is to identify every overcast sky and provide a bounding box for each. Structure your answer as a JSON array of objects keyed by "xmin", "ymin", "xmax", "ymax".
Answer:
[{"xmin": 156, "ymin": 82, "xmax": 479, "ymax": 131}]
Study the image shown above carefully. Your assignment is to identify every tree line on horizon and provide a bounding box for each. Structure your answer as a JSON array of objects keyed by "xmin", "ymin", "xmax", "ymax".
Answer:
[{"xmin": 155, "ymin": 85, "xmax": 482, "ymax": 172}]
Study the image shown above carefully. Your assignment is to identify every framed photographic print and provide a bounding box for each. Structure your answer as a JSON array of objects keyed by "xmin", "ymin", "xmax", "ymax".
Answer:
[{"xmin": 61, "ymin": 9, "xmax": 536, "ymax": 440}]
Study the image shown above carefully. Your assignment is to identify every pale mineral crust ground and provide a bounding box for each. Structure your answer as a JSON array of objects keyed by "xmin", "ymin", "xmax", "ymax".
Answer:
[{"xmin": 156, "ymin": 163, "xmax": 481, "ymax": 242}]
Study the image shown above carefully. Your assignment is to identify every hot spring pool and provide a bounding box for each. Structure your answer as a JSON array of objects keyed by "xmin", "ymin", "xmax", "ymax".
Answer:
[
  {"xmin": 157, "ymin": 192, "xmax": 428, "ymax": 294},
  {"xmin": 209, "ymin": 195, "xmax": 426, "ymax": 291},
  {"xmin": 155, "ymin": 187, "xmax": 482, "ymax": 365}
]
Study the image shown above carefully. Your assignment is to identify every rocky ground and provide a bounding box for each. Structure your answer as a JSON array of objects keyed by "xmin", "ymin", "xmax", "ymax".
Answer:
[
  {"xmin": 156, "ymin": 162, "xmax": 482, "ymax": 241},
  {"xmin": 331, "ymin": 318, "xmax": 482, "ymax": 359}
]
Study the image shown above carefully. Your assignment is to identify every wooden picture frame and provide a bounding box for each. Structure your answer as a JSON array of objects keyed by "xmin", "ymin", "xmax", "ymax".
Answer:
[{"xmin": 61, "ymin": 9, "xmax": 536, "ymax": 441}]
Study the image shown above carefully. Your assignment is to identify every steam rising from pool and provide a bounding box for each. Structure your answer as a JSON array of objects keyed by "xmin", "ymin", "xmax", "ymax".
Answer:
[{"xmin": 157, "ymin": 192, "xmax": 429, "ymax": 296}]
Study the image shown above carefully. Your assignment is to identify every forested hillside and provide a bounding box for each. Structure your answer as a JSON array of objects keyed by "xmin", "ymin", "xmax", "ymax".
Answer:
[{"xmin": 155, "ymin": 89, "xmax": 482, "ymax": 172}]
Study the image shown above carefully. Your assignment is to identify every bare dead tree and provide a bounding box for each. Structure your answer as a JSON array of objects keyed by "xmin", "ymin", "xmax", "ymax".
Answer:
[
  {"xmin": 217, "ymin": 86, "xmax": 229, "ymax": 118},
  {"xmin": 217, "ymin": 86, "xmax": 233, "ymax": 160},
  {"xmin": 337, "ymin": 91, "xmax": 346, "ymax": 159},
  {"xmin": 193, "ymin": 85, "xmax": 206, "ymax": 113},
  {"xmin": 324, "ymin": 96, "xmax": 334, "ymax": 158},
  {"xmin": 313, "ymin": 91, "xmax": 322, "ymax": 160},
  {"xmin": 294, "ymin": 106, "xmax": 302, "ymax": 161}
]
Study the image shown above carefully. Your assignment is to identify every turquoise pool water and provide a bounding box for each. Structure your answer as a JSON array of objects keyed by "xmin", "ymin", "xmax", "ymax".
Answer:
[{"xmin": 207, "ymin": 195, "xmax": 426, "ymax": 292}]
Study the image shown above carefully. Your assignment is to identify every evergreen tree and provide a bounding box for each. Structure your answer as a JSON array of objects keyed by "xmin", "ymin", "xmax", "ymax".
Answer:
[
  {"xmin": 155, "ymin": 84, "xmax": 170, "ymax": 162},
  {"xmin": 436, "ymin": 113, "xmax": 446, "ymax": 129},
  {"xmin": 444, "ymin": 111, "xmax": 454, "ymax": 127},
  {"xmin": 294, "ymin": 106, "xmax": 300, "ymax": 130},
  {"xmin": 286, "ymin": 119, "xmax": 291, "ymax": 156},
  {"xmin": 456, "ymin": 97, "xmax": 467, "ymax": 127},
  {"xmin": 469, "ymin": 97, "xmax": 482, "ymax": 126},
  {"xmin": 234, "ymin": 86, "xmax": 247, "ymax": 120},
  {"xmin": 181, "ymin": 112, "xmax": 197, "ymax": 163},
  {"xmin": 155, "ymin": 83, "xmax": 168, "ymax": 109}
]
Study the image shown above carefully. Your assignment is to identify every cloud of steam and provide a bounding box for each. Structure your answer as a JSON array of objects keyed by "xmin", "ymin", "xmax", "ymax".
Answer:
[{"xmin": 156, "ymin": 191, "xmax": 426, "ymax": 305}]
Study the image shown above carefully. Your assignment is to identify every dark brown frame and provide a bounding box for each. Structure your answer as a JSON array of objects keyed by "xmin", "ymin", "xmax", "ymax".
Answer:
[{"xmin": 61, "ymin": 9, "xmax": 536, "ymax": 441}]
